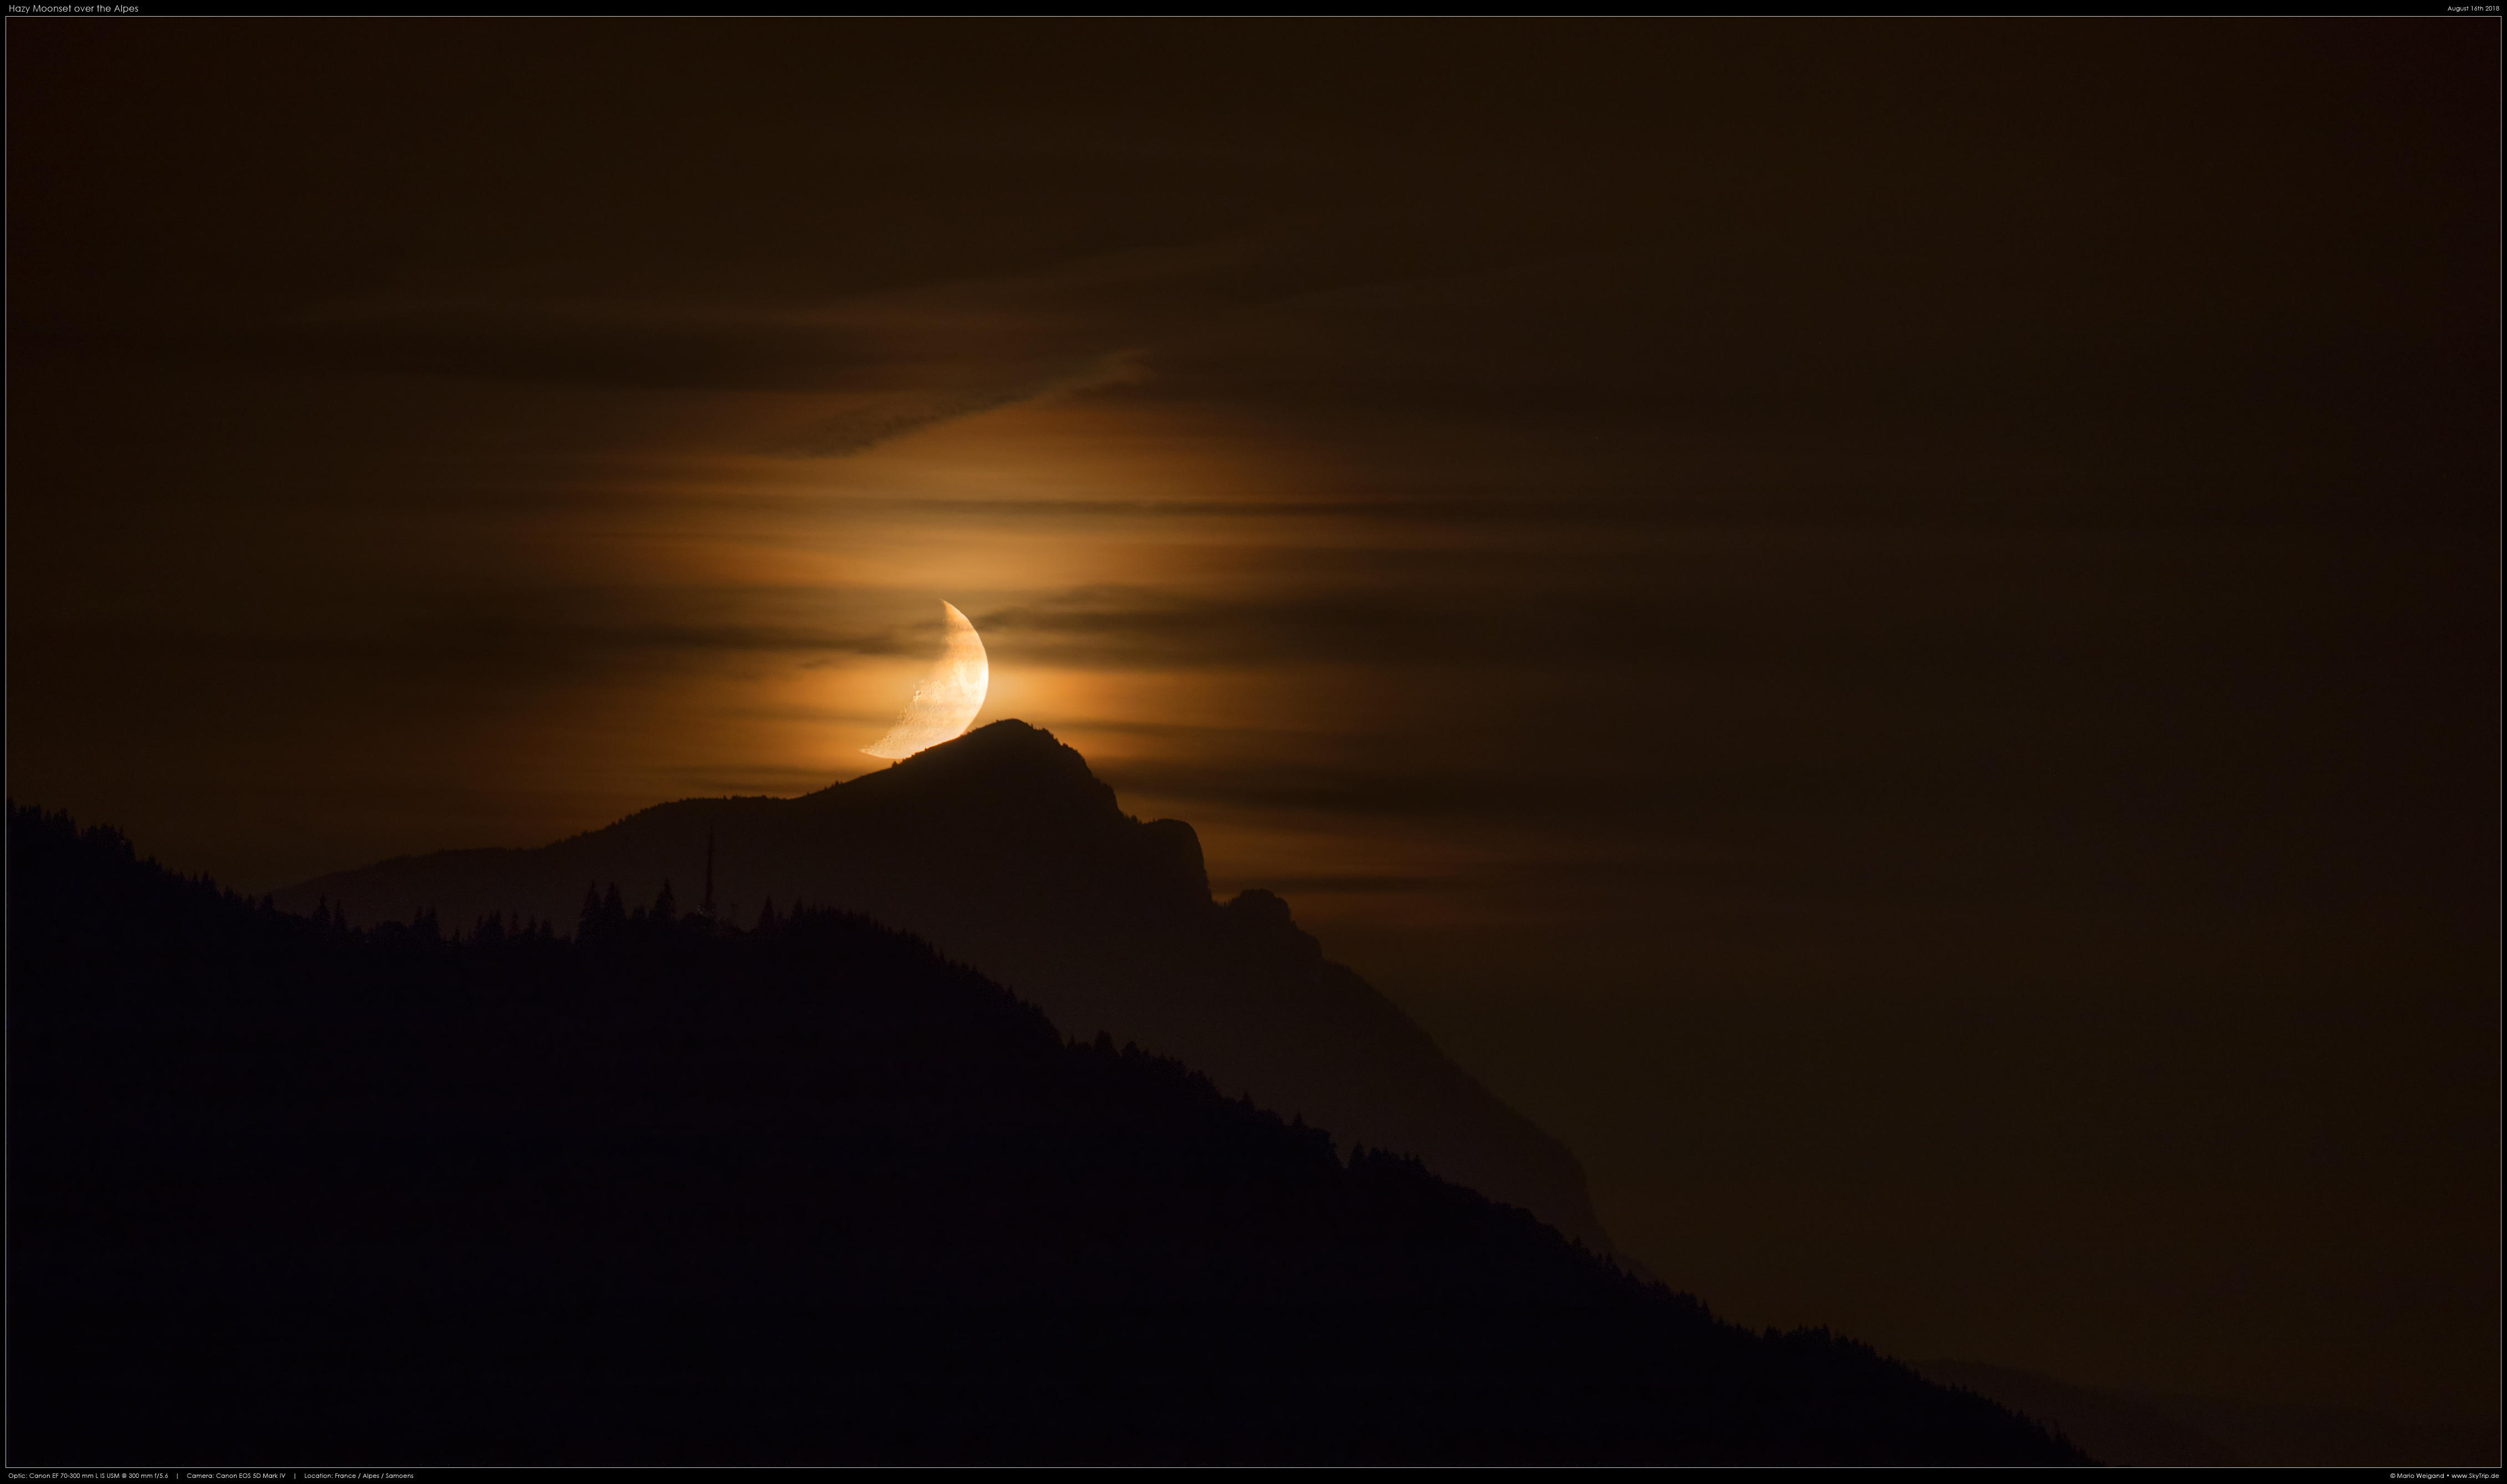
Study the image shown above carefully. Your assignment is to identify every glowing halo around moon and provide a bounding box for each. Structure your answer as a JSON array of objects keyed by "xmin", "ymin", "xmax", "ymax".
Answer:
[{"xmin": 862, "ymin": 601, "xmax": 990, "ymax": 759}]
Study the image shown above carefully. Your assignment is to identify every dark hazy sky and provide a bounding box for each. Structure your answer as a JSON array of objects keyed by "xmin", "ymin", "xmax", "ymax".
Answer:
[{"xmin": 9, "ymin": 19, "xmax": 2496, "ymax": 1427}]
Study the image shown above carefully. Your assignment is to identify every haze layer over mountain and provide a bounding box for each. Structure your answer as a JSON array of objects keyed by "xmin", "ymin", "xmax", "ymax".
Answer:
[{"xmin": 282, "ymin": 721, "xmax": 1611, "ymax": 1253}]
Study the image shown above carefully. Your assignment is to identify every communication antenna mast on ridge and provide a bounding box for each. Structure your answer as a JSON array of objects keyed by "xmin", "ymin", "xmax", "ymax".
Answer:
[{"xmin": 702, "ymin": 828, "xmax": 717, "ymax": 919}]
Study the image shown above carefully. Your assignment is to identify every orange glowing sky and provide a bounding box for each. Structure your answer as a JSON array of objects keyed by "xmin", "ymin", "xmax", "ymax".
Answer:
[{"xmin": 9, "ymin": 19, "xmax": 2496, "ymax": 1436}]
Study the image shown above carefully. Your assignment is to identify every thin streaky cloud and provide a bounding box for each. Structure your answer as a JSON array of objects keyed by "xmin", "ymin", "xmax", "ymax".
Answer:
[{"xmin": 770, "ymin": 350, "xmax": 1146, "ymax": 458}]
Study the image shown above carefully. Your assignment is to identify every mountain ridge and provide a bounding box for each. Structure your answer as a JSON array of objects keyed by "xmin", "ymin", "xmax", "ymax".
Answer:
[
  {"xmin": 279, "ymin": 720, "xmax": 1614, "ymax": 1254},
  {"xmin": 11, "ymin": 801, "xmax": 2088, "ymax": 1465}
]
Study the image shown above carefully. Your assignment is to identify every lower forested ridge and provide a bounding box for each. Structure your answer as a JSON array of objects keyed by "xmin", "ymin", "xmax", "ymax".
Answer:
[{"xmin": 8, "ymin": 804, "xmax": 2085, "ymax": 1465}]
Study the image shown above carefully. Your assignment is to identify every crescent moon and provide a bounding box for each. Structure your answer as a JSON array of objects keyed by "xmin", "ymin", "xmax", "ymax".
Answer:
[{"xmin": 862, "ymin": 600, "xmax": 989, "ymax": 758}]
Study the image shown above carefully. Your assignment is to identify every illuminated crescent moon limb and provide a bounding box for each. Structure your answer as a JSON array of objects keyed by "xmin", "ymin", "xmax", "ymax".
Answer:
[{"xmin": 862, "ymin": 601, "xmax": 990, "ymax": 758}]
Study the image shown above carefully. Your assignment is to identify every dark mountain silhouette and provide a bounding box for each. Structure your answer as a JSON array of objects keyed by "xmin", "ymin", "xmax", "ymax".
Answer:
[
  {"xmin": 277, "ymin": 720, "xmax": 1614, "ymax": 1254},
  {"xmin": 11, "ymin": 803, "xmax": 2085, "ymax": 1466},
  {"xmin": 1917, "ymin": 1360, "xmax": 2501, "ymax": 1468},
  {"xmin": 1912, "ymin": 1360, "xmax": 2243, "ymax": 1467}
]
